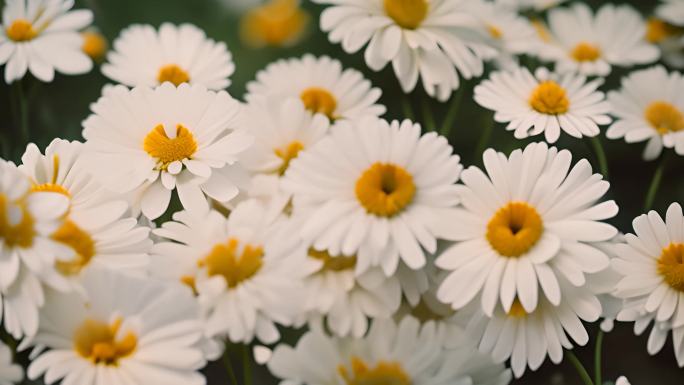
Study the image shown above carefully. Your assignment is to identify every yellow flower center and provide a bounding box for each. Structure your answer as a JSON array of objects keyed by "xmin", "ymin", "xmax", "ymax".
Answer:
[
  {"xmin": 198, "ymin": 238, "xmax": 264, "ymax": 288},
  {"xmin": 274, "ymin": 141, "xmax": 304, "ymax": 176},
  {"xmin": 645, "ymin": 101, "xmax": 684, "ymax": 135},
  {"xmin": 308, "ymin": 248, "xmax": 356, "ymax": 272},
  {"xmin": 487, "ymin": 24, "xmax": 503, "ymax": 39},
  {"xmin": 0, "ymin": 194, "xmax": 35, "ymax": 248},
  {"xmin": 6, "ymin": 19, "xmax": 37, "ymax": 42},
  {"xmin": 507, "ymin": 299, "xmax": 528, "ymax": 318},
  {"xmin": 486, "ymin": 202, "xmax": 543, "ymax": 258},
  {"xmin": 240, "ymin": 0, "xmax": 309, "ymax": 47},
  {"xmin": 529, "ymin": 80, "xmax": 570, "ymax": 115},
  {"xmin": 73, "ymin": 318, "xmax": 137, "ymax": 366},
  {"xmin": 82, "ymin": 31, "xmax": 108, "ymax": 61},
  {"xmin": 383, "ymin": 0, "xmax": 429, "ymax": 30},
  {"xmin": 355, "ymin": 163, "xmax": 415, "ymax": 218},
  {"xmin": 30, "ymin": 155, "xmax": 71, "ymax": 196},
  {"xmin": 52, "ymin": 220, "xmax": 96, "ymax": 276},
  {"xmin": 157, "ymin": 64, "xmax": 190, "ymax": 86},
  {"xmin": 143, "ymin": 124, "xmax": 198, "ymax": 171},
  {"xmin": 300, "ymin": 87, "xmax": 337, "ymax": 120},
  {"xmin": 658, "ymin": 243, "xmax": 684, "ymax": 292},
  {"xmin": 339, "ymin": 356, "xmax": 411, "ymax": 385},
  {"xmin": 570, "ymin": 42, "xmax": 601, "ymax": 62}
]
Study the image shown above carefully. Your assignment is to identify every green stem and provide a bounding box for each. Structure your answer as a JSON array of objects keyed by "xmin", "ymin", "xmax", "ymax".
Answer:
[
  {"xmin": 594, "ymin": 330, "xmax": 604, "ymax": 385},
  {"xmin": 401, "ymin": 94, "xmax": 415, "ymax": 121},
  {"xmin": 222, "ymin": 347, "xmax": 239, "ymax": 385},
  {"xmin": 589, "ymin": 136, "xmax": 609, "ymax": 178},
  {"xmin": 420, "ymin": 96, "xmax": 436, "ymax": 132},
  {"xmin": 566, "ymin": 351, "xmax": 595, "ymax": 385},
  {"xmin": 644, "ymin": 153, "xmax": 669, "ymax": 211},
  {"xmin": 473, "ymin": 114, "xmax": 495, "ymax": 160},
  {"xmin": 14, "ymin": 80, "xmax": 29, "ymax": 147},
  {"xmin": 440, "ymin": 84, "xmax": 466, "ymax": 138},
  {"xmin": 242, "ymin": 344, "xmax": 252, "ymax": 385}
]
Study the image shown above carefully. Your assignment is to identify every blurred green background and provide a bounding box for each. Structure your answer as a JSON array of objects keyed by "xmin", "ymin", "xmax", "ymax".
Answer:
[{"xmin": 0, "ymin": 0, "xmax": 682, "ymax": 383}]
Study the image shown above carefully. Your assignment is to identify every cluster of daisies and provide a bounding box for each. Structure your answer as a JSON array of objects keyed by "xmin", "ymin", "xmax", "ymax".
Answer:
[{"xmin": 0, "ymin": 0, "xmax": 683, "ymax": 384}]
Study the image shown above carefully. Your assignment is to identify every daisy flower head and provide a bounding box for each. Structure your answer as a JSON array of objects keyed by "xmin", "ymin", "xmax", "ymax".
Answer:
[
  {"xmin": 645, "ymin": 17, "xmax": 684, "ymax": 69},
  {"xmin": 268, "ymin": 315, "xmax": 511, "ymax": 385},
  {"xmin": 81, "ymin": 27, "xmax": 107, "ymax": 62},
  {"xmin": 151, "ymin": 199, "xmax": 308, "ymax": 344},
  {"xmin": 474, "ymin": 66, "xmax": 611, "ymax": 143},
  {"xmin": 27, "ymin": 268, "xmax": 207, "ymax": 385},
  {"xmin": 436, "ymin": 142, "xmax": 618, "ymax": 315},
  {"xmin": 0, "ymin": 160, "xmax": 70, "ymax": 338},
  {"xmin": 240, "ymin": 0, "xmax": 310, "ymax": 48},
  {"xmin": 0, "ymin": 342, "xmax": 22, "ymax": 385},
  {"xmin": 102, "ymin": 23, "xmax": 234, "ymax": 90},
  {"xmin": 607, "ymin": 66, "xmax": 684, "ymax": 160},
  {"xmin": 246, "ymin": 55, "xmax": 385, "ymax": 126},
  {"xmin": 539, "ymin": 3, "xmax": 659, "ymax": 76},
  {"xmin": 82, "ymin": 83, "xmax": 252, "ymax": 220},
  {"xmin": 19, "ymin": 139, "xmax": 152, "ymax": 290},
  {"xmin": 283, "ymin": 116, "xmax": 463, "ymax": 276},
  {"xmin": 0, "ymin": 0, "xmax": 94, "ymax": 83},
  {"xmin": 312, "ymin": 0, "xmax": 493, "ymax": 102}
]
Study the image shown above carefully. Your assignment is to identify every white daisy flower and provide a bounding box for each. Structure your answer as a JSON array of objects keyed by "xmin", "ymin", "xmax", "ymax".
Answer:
[
  {"xmin": 283, "ymin": 116, "xmax": 463, "ymax": 276},
  {"xmin": 151, "ymin": 199, "xmax": 307, "ymax": 344},
  {"xmin": 246, "ymin": 55, "xmax": 385, "ymax": 125},
  {"xmin": 27, "ymin": 268, "xmax": 207, "ymax": 385},
  {"xmin": 312, "ymin": 0, "xmax": 493, "ymax": 102},
  {"xmin": 474, "ymin": 66, "xmax": 611, "ymax": 143},
  {"xmin": 657, "ymin": 0, "xmax": 684, "ymax": 27},
  {"xmin": 102, "ymin": 23, "xmax": 234, "ymax": 90},
  {"xmin": 607, "ymin": 66, "xmax": 684, "ymax": 160},
  {"xmin": 462, "ymin": 283, "xmax": 600, "ymax": 378},
  {"xmin": 612, "ymin": 203, "xmax": 684, "ymax": 329},
  {"xmin": 268, "ymin": 315, "xmax": 511, "ymax": 385},
  {"xmin": 0, "ymin": 0, "xmax": 93, "ymax": 83},
  {"xmin": 616, "ymin": 376, "xmax": 631, "ymax": 385},
  {"xmin": 19, "ymin": 139, "xmax": 152, "ymax": 290},
  {"xmin": 436, "ymin": 142, "xmax": 618, "ymax": 315},
  {"xmin": 0, "ymin": 160, "xmax": 70, "ymax": 338},
  {"xmin": 0, "ymin": 342, "xmax": 22, "ymax": 385},
  {"xmin": 82, "ymin": 83, "xmax": 253, "ymax": 220},
  {"xmin": 239, "ymin": 97, "xmax": 329, "ymax": 214},
  {"xmin": 539, "ymin": 3, "xmax": 659, "ymax": 76},
  {"xmin": 496, "ymin": 0, "xmax": 567, "ymax": 12},
  {"xmin": 645, "ymin": 17, "xmax": 684, "ymax": 69}
]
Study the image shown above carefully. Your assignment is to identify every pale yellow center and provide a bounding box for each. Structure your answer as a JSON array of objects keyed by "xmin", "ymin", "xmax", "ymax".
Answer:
[
  {"xmin": 6, "ymin": 19, "xmax": 37, "ymax": 42},
  {"xmin": 52, "ymin": 220, "xmax": 96, "ymax": 276},
  {"xmin": 0, "ymin": 194, "xmax": 35, "ymax": 248},
  {"xmin": 507, "ymin": 299, "xmax": 528, "ymax": 318},
  {"xmin": 73, "ymin": 318, "xmax": 137, "ymax": 366},
  {"xmin": 240, "ymin": 0, "xmax": 309, "ymax": 47},
  {"xmin": 274, "ymin": 141, "xmax": 304, "ymax": 175},
  {"xmin": 658, "ymin": 243, "xmax": 684, "ymax": 292},
  {"xmin": 383, "ymin": 0, "xmax": 429, "ymax": 30},
  {"xmin": 300, "ymin": 87, "xmax": 337, "ymax": 120},
  {"xmin": 570, "ymin": 42, "xmax": 601, "ymax": 62},
  {"xmin": 82, "ymin": 31, "xmax": 108, "ymax": 61},
  {"xmin": 645, "ymin": 101, "xmax": 684, "ymax": 135},
  {"xmin": 487, "ymin": 24, "xmax": 503, "ymax": 39},
  {"xmin": 339, "ymin": 356, "xmax": 411, "ymax": 385},
  {"xmin": 308, "ymin": 248, "xmax": 356, "ymax": 272},
  {"xmin": 529, "ymin": 81, "xmax": 570, "ymax": 115},
  {"xmin": 355, "ymin": 163, "xmax": 415, "ymax": 218},
  {"xmin": 198, "ymin": 238, "xmax": 264, "ymax": 288},
  {"xmin": 486, "ymin": 202, "xmax": 543, "ymax": 258},
  {"xmin": 157, "ymin": 64, "xmax": 190, "ymax": 86},
  {"xmin": 143, "ymin": 124, "xmax": 198, "ymax": 171}
]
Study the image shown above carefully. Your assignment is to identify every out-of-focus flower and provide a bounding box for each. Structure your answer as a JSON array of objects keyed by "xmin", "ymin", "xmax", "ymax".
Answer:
[
  {"xmin": 27, "ymin": 268, "xmax": 207, "ymax": 385},
  {"xmin": 151, "ymin": 200, "xmax": 308, "ymax": 344},
  {"xmin": 283, "ymin": 116, "xmax": 463, "ymax": 276},
  {"xmin": 312, "ymin": 0, "xmax": 494, "ymax": 101},
  {"xmin": 0, "ymin": 342, "xmax": 22, "ymax": 385},
  {"xmin": 616, "ymin": 376, "xmax": 631, "ymax": 385},
  {"xmin": 81, "ymin": 28, "xmax": 107, "ymax": 62},
  {"xmin": 474, "ymin": 67, "xmax": 611, "ymax": 143},
  {"xmin": 436, "ymin": 142, "xmax": 618, "ymax": 314},
  {"xmin": 0, "ymin": 160, "xmax": 70, "ymax": 338},
  {"xmin": 607, "ymin": 66, "xmax": 684, "ymax": 160},
  {"xmin": 246, "ymin": 55, "xmax": 385, "ymax": 127},
  {"xmin": 19, "ymin": 140, "xmax": 152, "ymax": 291},
  {"xmin": 0, "ymin": 0, "xmax": 94, "ymax": 83},
  {"xmin": 539, "ymin": 3, "xmax": 659, "ymax": 76},
  {"xmin": 103, "ymin": 23, "xmax": 234, "ymax": 90},
  {"xmin": 645, "ymin": 18, "xmax": 684, "ymax": 68},
  {"xmin": 82, "ymin": 83, "xmax": 252, "ymax": 220},
  {"xmin": 657, "ymin": 0, "xmax": 684, "ymax": 27},
  {"xmin": 240, "ymin": 0, "xmax": 309, "ymax": 48},
  {"xmin": 268, "ymin": 316, "xmax": 511, "ymax": 385}
]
